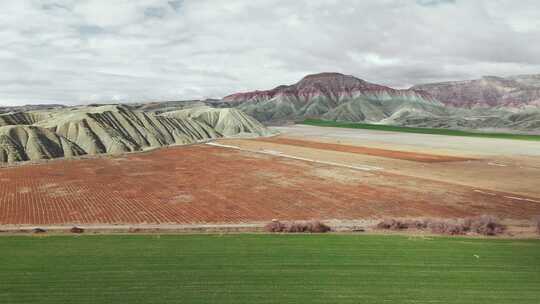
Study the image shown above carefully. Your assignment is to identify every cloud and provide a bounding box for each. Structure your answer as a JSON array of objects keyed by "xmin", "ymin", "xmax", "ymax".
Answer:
[
  {"xmin": 1, "ymin": 0, "xmax": 540, "ymax": 105},
  {"xmin": 416, "ymin": 0, "xmax": 456, "ymax": 6}
]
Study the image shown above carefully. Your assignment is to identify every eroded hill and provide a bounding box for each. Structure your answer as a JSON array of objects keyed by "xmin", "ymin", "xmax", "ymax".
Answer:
[{"xmin": 0, "ymin": 105, "xmax": 271, "ymax": 164}]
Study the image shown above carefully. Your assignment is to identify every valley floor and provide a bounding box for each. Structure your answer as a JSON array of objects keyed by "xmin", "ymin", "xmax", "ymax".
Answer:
[{"xmin": 1, "ymin": 124, "xmax": 540, "ymax": 235}]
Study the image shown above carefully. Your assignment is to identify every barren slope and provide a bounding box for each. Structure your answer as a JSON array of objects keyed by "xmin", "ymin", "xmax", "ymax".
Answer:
[
  {"xmin": 35, "ymin": 105, "xmax": 220, "ymax": 155},
  {"xmin": 160, "ymin": 106, "xmax": 273, "ymax": 137},
  {"xmin": 0, "ymin": 125, "xmax": 85, "ymax": 163}
]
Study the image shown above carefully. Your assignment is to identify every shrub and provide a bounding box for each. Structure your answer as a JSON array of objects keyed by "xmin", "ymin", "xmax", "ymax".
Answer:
[
  {"xmin": 264, "ymin": 220, "xmax": 331, "ymax": 233},
  {"xmin": 375, "ymin": 216, "xmax": 505, "ymax": 236},
  {"xmin": 33, "ymin": 228, "xmax": 47, "ymax": 234},
  {"xmin": 70, "ymin": 226, "xmax": 84, "ymax": 234},
  {"xmin": 410, "ymin": 219, "xmax": 429, "ymax": 229},
  {"xmin": 426, "ymin": 216, "xmax": 505, "ymax": 236},
  {"xmin": 264, "ymin": 220, "xmax": 286, "ymax": 232},
  {"xmin": 376, "ymin": 219, "xmax": 409, "ymax": 230},
  {"xmin": 469, "ymin": 215, "xmax": 505, "ymax": 236},
  {"xmin": 427, "ymin": 220, "xmax": 468, "ymax": 235},
  {"xmin": 376, "ymin": 219, "xmax": 427, "ymax": 231},
  {"xmin": 305, "ymin": 221, "xmax": 332, "ymax": 233},
  {"xmin": 533, "ymin": 217, "xmax": 540, "ymax": 235}
]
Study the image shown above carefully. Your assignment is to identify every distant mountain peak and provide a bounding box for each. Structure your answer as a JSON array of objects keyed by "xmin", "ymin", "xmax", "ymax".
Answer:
[
  {"xmin": 221, "ymin": 72, "xmax": 439, "ymax": 123},
  {"xmin": 296, "ymin": 72, "xmax": 371, "ymax": 89},
  {"xmin": 223, "ymin": 72, "xmax": 400, "ymax": 103},
  {"xmin": 302, "ymin": 72, "xmax": 346, "ymax": 78}
]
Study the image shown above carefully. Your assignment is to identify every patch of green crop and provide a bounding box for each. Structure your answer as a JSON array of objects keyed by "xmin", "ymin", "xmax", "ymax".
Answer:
[{"xmin": 1, "ymin": 234, "xmax": 539, "ymax": 303}]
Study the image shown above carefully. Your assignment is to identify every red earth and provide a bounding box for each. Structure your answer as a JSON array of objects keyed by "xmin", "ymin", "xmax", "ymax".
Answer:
[
  {"xmin": 256, "ymin": 137, "xmax": 473, "ymax": 162},
  {"xmin": 1, "ymin": 144, "xmax": 539, "ymax": 225}
]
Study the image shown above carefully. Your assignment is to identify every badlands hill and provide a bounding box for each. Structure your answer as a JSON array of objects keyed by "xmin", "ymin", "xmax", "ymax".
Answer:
[
  {"xmin": 160, "ymin": 106, "xmax": 272, "ymax": 137},
  {"xmin": 0, "ymin": 111, "xmax": 52, "ymax": 126},
  {"xmin": 0, "ymin": 104, "xmax": 66, "ymax": 114},
  {"xmin": 222, "ymin": 72, "xmax": 540, "ymax": 132},
  {"xmin": 412, "ymin": 75, "xmax": 540, "ymax": 109},
  {"xmin": 0, "ymin": 125, "xmax": 85, "ymax": 163},
  {"xmin": 0, "ymin": 105, "xmax": 271, "ymax": 164}
]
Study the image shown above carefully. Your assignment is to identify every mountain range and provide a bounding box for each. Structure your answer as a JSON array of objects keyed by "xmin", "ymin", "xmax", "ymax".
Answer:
[
  {"xmin": 412, "ymin": 75, "xmax": 540, "ymax": 109},
  {"xmin": 221, "ymin": 73, "xmax": 540, "ymax": 132}
]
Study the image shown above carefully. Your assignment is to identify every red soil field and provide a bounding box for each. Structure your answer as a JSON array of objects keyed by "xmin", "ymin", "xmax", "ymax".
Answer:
[
  {"xmin": 257, "ymin": 137, "xmax": 474, "ymax": 162},
  {"xmin": 0, "ymin": 144, "xmax": 539, "ymax": 225}
]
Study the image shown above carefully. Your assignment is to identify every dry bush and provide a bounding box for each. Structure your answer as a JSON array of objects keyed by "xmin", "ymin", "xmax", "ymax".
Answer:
[
  {"xmin": 469, "ymin": 215, "xmax": 505, "ymax": 236},
  {"xmin": 305, "ymin": 221, "xmax": 332, "ymax": 233},
  {"xmin": 426, "ymin": 216, "xmax": 504, "ymax": 236},
  {"xmin": 264, "ymin": 220, "xmax": 331, "ymax": 233},
  {"xmin": 376, "ymin": 219, "xmax": 409, "ymax": 230},
  {"xmin": 286, "ymin": 222, "xmax": 307, "ymax": 233},
  {"xmin": 376, "ymin": 219, "xmax": 427, "ymax": 230},
  {"xmin": 264, "ymin": 220, "xmax": 286, "ymax": 232},
  {"xmin": 375, "ymin": 216, "xmax": 505, "ymax": 236},
  {"xmin": 531, "ymin": 216, "xmax": 540, "ymax": 234},
  {"xmin": 70, "ymin": 226, "xmax": 84, "ymax": 234},
  {"xmin": 33, "ymin": 228, "xmax": 47, "ymax": 234},
  {"xmin": 427, "ymin": 220, "xmax": 468, "ymax": 235},
  {"xmin": 410, "ymin": 219, "xmax": 429, "ymax": 229}
]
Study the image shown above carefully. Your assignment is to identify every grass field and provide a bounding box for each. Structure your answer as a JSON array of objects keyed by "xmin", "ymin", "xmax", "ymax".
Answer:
[
  {"xmin": 1, "ymin": 234, "xmax": 539, "ymax": 304},
  {"xmin": 301, "ymin": 119, "xmax": 540, "ymax": 141}
]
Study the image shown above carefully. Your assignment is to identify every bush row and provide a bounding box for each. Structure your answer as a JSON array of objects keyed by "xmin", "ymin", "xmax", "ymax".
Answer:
[
  {"xmin": 264, "ymin": 220, "xmax": 331, "ymax": 233},
  {"xmin": 376, "ymin": 216, "xmax": 506, "ymax": 236}
]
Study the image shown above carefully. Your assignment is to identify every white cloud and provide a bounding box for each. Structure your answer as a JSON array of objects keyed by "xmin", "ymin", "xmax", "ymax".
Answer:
[{"xmin": 1, "ymin": 0, "xmax": 540, "ymax": 105}]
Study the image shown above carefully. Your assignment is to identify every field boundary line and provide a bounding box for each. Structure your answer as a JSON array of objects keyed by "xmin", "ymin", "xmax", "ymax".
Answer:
[
  {"xmin": 206, "ymin": 142, "xmax": 382, "ymax": 171},
  {"xmin": 0, "ymin": 223, "xmax": 264, "ymax": 232}
]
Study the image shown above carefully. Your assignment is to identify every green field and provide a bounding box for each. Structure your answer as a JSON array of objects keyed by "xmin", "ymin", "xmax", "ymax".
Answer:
[
  {"xmin": 1, "ymin": 234, "xmax": 539, "ymax": 303},
  {"xmin": 301, "ymin": 119, "xmax": 540, "ymax": 141}
]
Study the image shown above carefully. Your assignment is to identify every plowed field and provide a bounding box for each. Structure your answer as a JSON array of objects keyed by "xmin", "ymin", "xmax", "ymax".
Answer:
[{"xmin": 1, "ymin": 144, "xmax": 539, "ymax": 225}]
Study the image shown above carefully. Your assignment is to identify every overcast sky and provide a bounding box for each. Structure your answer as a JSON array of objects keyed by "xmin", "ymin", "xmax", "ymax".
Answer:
[{"xmin": 1, "ymin": 0, "xmax": 540, "ymax": 105}]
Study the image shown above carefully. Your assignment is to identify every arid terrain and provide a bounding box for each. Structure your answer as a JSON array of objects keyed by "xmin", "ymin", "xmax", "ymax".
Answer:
[{"xmin": 1, "ymin": 125, "xmax": 539, "ymax": 233}]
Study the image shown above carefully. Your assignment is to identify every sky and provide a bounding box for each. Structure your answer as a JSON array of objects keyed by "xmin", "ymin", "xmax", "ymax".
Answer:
[{"xmin": 1, "ymin": 0, "xmax": 540, "ymax": 105}]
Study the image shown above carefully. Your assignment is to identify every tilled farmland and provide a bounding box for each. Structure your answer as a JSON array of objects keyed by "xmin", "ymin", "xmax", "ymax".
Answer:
[{"xmin": 1, "ymin": 143, "xmax": 540, "ymax": 226}]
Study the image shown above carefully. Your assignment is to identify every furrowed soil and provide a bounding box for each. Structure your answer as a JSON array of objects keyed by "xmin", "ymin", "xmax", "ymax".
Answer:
[{"xmin": 1, "ymin": 135, "xmax": 540, "ymax": 225}]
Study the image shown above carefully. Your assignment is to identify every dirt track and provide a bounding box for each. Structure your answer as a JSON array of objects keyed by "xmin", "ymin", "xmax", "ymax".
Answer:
[
  {"xmin": 1, "ymin": 142, "xmax": 539, "ymax": 226},
  {"xmin": 257, "ymin": 137, "xmax": 473, "ymax": 162}
]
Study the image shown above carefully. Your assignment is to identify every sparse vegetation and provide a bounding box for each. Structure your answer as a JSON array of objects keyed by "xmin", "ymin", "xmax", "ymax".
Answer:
[
  {"xmin": 70, "ymin": 226, "xmax": 84, "ymax": 234},
  {"xmin": 376, "ymin": 219, "xmax": 427, "ymax": 230},
  {"xmin": 301, "ymin": 119, "xmax": 540, "ymax": 141},
  {"xmin": 469, "ymin": 215, "xmax": 506, "ymax": 236},
  {"xmin": 534, "ymin": 217, "xmax": 540, "ymax": 235},
  {"xmin": 427, "ymin": 219, "xmax": 469, "ymax": 235},
  {"xmin": 376, "ymin": 216, "xmax": 506, "ymax": 236},
  {"xmin": 264, "ymin": 220, "xmax": 331, "ymax": 233}
]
